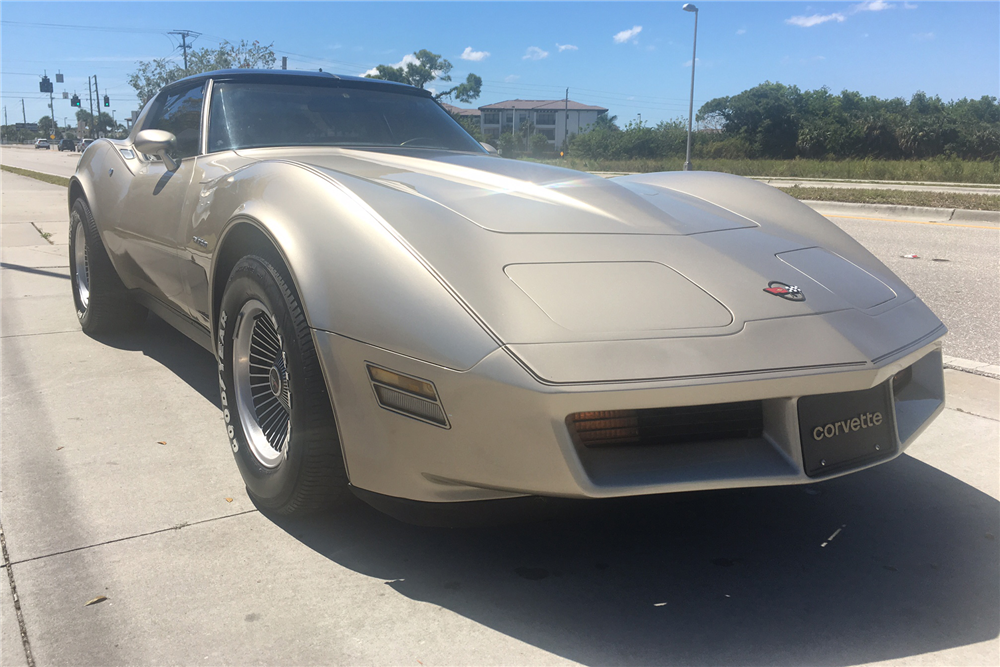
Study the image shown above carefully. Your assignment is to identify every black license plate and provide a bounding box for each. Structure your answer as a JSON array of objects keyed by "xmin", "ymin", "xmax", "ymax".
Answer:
[{"xmin": 798, "ymin": 382, "xmax": 897, "ymax": 478}]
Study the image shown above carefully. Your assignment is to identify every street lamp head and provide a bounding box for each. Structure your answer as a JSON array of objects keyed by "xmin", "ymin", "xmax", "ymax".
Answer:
[{"xmin": 683, "ymin": 3, "xmax": 698, "ymax": 12}]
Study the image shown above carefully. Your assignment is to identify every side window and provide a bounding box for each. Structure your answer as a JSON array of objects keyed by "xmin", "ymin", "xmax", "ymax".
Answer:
[{"xmin": 145, "ymin": 83, "xmax": 205, "ymax": 159}]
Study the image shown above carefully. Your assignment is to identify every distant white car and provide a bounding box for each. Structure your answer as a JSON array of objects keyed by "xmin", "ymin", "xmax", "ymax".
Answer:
[{"xmin": 34, "ymin": 139, "xmax": 50, "ymax": 149}]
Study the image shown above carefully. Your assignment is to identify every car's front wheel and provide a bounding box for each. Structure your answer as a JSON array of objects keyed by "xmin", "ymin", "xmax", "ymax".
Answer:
[
  {"xmin": 218, "ymin": 254, "xmax": 349, "ymax": 515},
  {"xmin": 69, "ymin": 198, "xmax": 147, "ymax": 334}
]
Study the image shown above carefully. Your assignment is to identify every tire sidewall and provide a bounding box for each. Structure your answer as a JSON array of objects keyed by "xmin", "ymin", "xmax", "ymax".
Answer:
[
  {"xmin": 218, "ymin": 257, "xmax": 311, "ymax": 510},
  {"xmin": 69, "ymin": 200, "xmax": 95, "ymax": 328}
]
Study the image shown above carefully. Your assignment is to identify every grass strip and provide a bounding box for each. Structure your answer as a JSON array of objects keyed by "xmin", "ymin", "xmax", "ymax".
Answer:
[
  {"xmin": 0, "ymin": 164, "xmax": 70, "ymax": 188},
  {"xmin": 529, "ymin": 157, "xmax": 1000, "ymax": 185},
  {"xmin": 778, "ymin": 185, "xmax": 1000, "ymax": 211}
]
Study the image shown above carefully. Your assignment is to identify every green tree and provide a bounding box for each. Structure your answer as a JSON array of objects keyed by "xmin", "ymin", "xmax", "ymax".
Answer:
[
  {"xmin": 591, "ymin": 113, "xmax": 619, "ymax": 131},
  {"xmin": 366, "ymin": 49, "xmax": 482, "ymax": 103},
  {"xmin": 75, "ymin": 109, "xmax": 116, "ymax": 137},
  {"xmin": 529, "ymin": 132, "xmax": 550, "ymax": 157},
  {"xmin": 128, "ymin": 40, "xmax": 277, "ymax": 105},
  {"xmin": 698, "ymin": 82, "xmax": 802, "ymax": 158},
  {"xmin": 452, "ymin": 114, "xmax": 487, "ymax": 143},
  {"xmin": 38, "ymin": 116, "xmax": 55, "ymax": 136}
]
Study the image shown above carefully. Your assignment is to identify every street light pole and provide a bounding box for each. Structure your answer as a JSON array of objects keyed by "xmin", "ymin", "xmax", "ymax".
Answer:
[{"xmin": 682, "ymin": 3, "xmax": 699, "ymax": 172}]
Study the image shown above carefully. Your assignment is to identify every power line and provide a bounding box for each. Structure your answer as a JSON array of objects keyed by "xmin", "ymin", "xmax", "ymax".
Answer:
[
  {"xmin": 0, "ymin": 20, "xmax": 165, "ymax": 35},
  {"xmin": 167, "ymin": 30, "xmax": 201, "ymax": 73}
]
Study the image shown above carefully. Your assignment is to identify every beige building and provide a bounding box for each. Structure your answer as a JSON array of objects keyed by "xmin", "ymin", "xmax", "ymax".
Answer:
[{"xmin": 477, "ymin": 99, "xmax": 609, "ymax": 146}]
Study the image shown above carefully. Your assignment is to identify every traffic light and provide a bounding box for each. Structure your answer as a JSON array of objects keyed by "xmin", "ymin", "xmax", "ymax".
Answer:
[
  {"xmin": 71, "ymin": 94, "xmax": 81, "ymax": 107},
  {"xmin": 103, "ymin": 95, "xmax": 110, "ymax": 107},
  {"xmin": 39, "ymin": 75, "xmax": 53, "ymax": 93}
]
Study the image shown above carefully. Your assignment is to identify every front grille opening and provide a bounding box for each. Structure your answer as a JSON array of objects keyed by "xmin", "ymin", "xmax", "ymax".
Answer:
[{"xmin": 569, "ymin": 401, "xmax": 764, "ymax": 448}]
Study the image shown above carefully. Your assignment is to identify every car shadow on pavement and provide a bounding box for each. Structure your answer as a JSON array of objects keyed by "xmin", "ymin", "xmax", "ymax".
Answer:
[
  {"xmin": 273, "ymin": 457, "xmax": 999, "ymax": 666},
  {"xmin": 92, "ymin": 312, "xmax": 221, "ymax": 408},
  {"xmin": 91, "ymin": 317, "xmax": 997, "ymax": 664}
]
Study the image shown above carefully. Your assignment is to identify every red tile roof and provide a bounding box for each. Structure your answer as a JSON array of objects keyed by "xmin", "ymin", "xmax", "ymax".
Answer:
[
  {"xmin": 440, "ymin": 103, "xmax": 481, "ymax": 116},
  {"xmin": 478, "ymin": 99, "xmax": 608, "ymax": 112}
]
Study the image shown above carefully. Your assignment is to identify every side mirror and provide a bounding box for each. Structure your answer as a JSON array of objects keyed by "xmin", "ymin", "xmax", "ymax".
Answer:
[
  {"xmin": 134, "ymin": 129, "xmax": 179, "ymax": 171},
  {"xmin": 480, "ymin": 142, "xmax": 498, "ymax": 155}
]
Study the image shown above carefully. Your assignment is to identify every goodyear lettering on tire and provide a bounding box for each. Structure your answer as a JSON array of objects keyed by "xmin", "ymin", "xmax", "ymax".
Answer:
[{"xmin": 217, "ymin": 309, "xmax": 238, "ymax": 453}]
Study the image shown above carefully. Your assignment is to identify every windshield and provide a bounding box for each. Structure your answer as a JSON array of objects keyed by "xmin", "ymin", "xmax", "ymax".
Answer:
[{"xmin": 208, "ymin": 81, "xmax": 484, "ymax": 153}]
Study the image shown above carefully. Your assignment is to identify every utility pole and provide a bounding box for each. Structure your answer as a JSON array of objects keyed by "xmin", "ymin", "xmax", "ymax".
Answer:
[
  {"xmin": 168, "ymin": 30, "xmax": 201, "ymax": 74},
  {"xmin": 282, "ymin": 56, "xmax": 287, "ymax": 70},
  {"xmin": 564, "ymin": 88, "xmax": 569, "ymax": 151},
  {"xmin": 94, "ymin": 75, "xmax": 101, "ymax": 137},
  {"xmin": 47, "ymin": 73, "xmax": 55, "ymax": 139},
  {"xmin": 87, "ymin": 76, "xmax": 95, "ymax": 139},
  {"xmin": 682, "ymin": 3, "xmax": 700, "ymax": 171},
  {"xmin": 22, "ymin": 98, "xmax": 26, "ymax": 124}
]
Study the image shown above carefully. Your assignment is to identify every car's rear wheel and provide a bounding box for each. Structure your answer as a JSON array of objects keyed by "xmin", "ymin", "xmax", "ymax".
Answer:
[
  {"xmin": 218, "ymin": 254, "xmax": 348, "ymax": 515},
  {"xmin": 69, "ymin": 198, "xmax": 147, "ymax": 334}
]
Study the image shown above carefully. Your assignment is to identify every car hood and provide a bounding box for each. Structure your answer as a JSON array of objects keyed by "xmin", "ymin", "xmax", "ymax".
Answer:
[
  {"xmin": 240, "ymin": 147, "xmax": 758, "ymax": 236},
  {"xmin": 235, "ymin": 147, "xmax": 941, "ymax": 381}
]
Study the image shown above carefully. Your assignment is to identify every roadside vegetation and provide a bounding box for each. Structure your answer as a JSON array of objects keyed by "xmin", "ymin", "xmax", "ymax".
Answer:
[
  {"xmin": 778, "ymin": 185, "xmax": 1000, "ymax": 211},
  {"xmin": 531, "ymin": 156, "xmax": 1000, "ymax": 185},
  {"xmin": 499, "ymin": 82, "xmax": 1000, "ymax": 184},
  {"xmin": 0, "ymin": 164, "xmax": 70, "ymax": 188}
]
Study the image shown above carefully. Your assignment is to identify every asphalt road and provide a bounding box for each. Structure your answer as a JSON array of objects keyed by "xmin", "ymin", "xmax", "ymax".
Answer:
[
  {"xmin": 1, "ymin": 169, "xmax": 998, "ymax": 665},
  {"xmin": 1, "ymin": 144, "xmax": 82, "ymax": 178},
  {"xmin": 828, "ymin": 213, "xmax": 1000, "ymax": 365}
]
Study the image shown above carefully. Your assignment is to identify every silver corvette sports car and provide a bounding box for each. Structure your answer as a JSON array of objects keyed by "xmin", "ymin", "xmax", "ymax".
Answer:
[{"xmin": 69, "ymin": 70, "xmax": 946, "ymax": 516}]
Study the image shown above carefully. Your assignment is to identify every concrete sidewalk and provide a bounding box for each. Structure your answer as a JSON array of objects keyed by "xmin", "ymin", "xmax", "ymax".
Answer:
[{"xmin": 1, "ymin": 170, "xmax": 997, "ymax": 666}]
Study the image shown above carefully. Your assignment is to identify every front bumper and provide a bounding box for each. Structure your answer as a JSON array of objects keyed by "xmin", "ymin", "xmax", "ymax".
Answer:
[{"xmin": 312, "ymin": 327, "xmax": 945, "ymax": 504}]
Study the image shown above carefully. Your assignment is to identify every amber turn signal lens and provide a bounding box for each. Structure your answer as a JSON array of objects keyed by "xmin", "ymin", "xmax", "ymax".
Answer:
[{"xmin": 367, "ymin": 365, "xmax": 437, "ymax": 400}]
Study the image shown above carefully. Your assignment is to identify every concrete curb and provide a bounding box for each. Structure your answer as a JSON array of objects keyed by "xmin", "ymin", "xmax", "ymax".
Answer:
[
  {"xmin": 942, "ymin": 355, "xmax": 1000, "ymax": 380},
  {"xmin": 750, "ymin": 175, "xmax": 1000, "ymax": 190},
  {"xmin": 803, "ymin": 200, "xmax": 1000, "ymax": 225}
]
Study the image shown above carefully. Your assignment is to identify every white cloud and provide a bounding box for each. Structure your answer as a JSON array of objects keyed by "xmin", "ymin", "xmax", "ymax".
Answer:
[
  {"xmin": 786, "ymin": 13, "xmax": 846, "ymax": 27},
  {"xmin": 736, "ymin": 28, "xmax": 747, "ymax": 35},
  {"xmin": 361, "ymin": 53, "xmax": 419, "ymax": 77},
  {"xmin": 556, "ymin": 43, "xmax": 578, "ymax": 52},
  {"xmin": 523, "ymin": 46, "xmax": 549, "ymax": 60},
  {"xmin": 853, "ymin": 0, "xmax": 894, "ymax": 11},
  {"xmin": 504, "ymin": 74, "xmax": 520, "ymax": 83},
  {"xmin": 613, "ymin": 25, "xmax": 642, "ymax": 44},
  {"xmin": 460, "ymin": 47, "xmax": 490, "ymax": 62},
  {"xmin": 912, "ymin": 31, "xmax": 935, "ymax": 41},
  {"xmin": 903, "ymin": 2, "xmax": 917, "ymax": 8},
  {"xmin": 682, "ymin": 57, "xmax": 702, "ymax": 68}
]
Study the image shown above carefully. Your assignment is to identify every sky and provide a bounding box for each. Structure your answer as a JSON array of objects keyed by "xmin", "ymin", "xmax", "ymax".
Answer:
[{"xmin": 2, "ymin": 1, "xmax": 998, "ymax": 128}]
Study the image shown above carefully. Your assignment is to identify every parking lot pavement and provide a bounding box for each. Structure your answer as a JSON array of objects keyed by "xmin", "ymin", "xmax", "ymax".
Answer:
[{"xmin": 1, "ymin": 169, "xmax": 997, "ymax": 665}]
